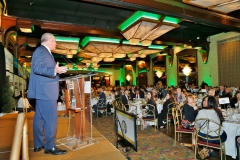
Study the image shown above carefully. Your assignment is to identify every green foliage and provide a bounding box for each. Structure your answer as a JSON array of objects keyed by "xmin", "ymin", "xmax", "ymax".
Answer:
[{"xmin": 2, "ymin": 76, "xmax": 15, "ymax": 113}]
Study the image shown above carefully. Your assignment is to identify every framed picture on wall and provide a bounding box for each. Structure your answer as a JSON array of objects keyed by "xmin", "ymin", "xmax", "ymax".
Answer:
[
  {"xmin": 6, "ymin": 71, "xmax": 14, "ymax": 91},
  {"xmin": 4, "ymin": 48, "xmax": 13, "ymax": 73}
]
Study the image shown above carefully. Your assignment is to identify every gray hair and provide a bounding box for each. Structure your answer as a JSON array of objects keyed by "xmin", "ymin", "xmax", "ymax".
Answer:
[{"xmin": 41, "ymin": 33, "xmax": 54, "ymax": 43}]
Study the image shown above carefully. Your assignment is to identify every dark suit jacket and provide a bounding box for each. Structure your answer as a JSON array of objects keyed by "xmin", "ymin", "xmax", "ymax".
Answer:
[
  {"xmin": 160, "ymin": 98, "xmax": 174, "ymax": 117},
  {"xmin": 27, "ymin": 45, "xmax": 59, "ymax": 100},
  {"xmin": 139, "ymin": 90, "xmax": 145, "ymax": 98},
  {"xmin": 230, "ymin": 97, "xmax": 237, "ymax": 108},
  {"xmin": 132, "ymin": 94, "xmax": 142, "ymax": 99},
  {"xmin": 121, "ymin": 95, "xmax": 129, "ymax": 105}
]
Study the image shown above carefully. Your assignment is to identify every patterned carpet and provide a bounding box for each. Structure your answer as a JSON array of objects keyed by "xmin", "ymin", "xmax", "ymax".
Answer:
[{"xmin": 92, "ymin": 115, "xmax": 195, "ymax": 160}]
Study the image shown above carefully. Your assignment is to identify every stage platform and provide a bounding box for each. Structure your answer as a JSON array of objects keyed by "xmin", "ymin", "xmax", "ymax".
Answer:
[{"xmin": 0, "ymin": 112, "xmax": 125, "ymax": 160}]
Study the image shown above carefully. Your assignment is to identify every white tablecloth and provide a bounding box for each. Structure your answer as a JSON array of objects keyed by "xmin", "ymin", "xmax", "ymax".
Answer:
[
  {"xmin": 90, "ymin": 98, "xmax": 114, "ymax": 106},
  {"xmin": 57, "ymin": 104, "xmax": 66, "ymax": 111},
  {"xmin": 222, "ymin": 120, "xmax": 240, "ymax": 158},
  {"xmin": 129, "ymin": 103, "xmax": 163, "ymax": 118}
]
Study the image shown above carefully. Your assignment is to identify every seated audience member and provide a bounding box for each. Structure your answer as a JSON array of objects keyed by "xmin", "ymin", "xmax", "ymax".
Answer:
[
  {"xmin": 152, "ymin": 88, "xmax": 159, "ymax": 101},
  {"xmin": 158, "ymin": 91, "xmax": 175, "ymax": 129},
  {"xmin": 92, "ymin": 87, "xmax": 106, "ymax": 117},
  {"xmin": 91, "ymin": 87, "xmax": 98, "ymax": 98},
  {"xmin": 132, "ymin": 89, "xmax": 141, "ymax": 99},
  {"xmin": 140, "ymin": 91, "xmax": 157, "ymax": 129},
  {"xmin": 183, "ymin": 82, "xmax": 191, "ymax": 92},
  {"xmin": 195, "ymin": 95, "xmax": 227, "ymax": 158},
  {"xmin": 224, "ymin": 87, "xmax": 233, "ymax": 99},
  {"xmin": 17, "ymin": 91, "xmax": 32, "ymax": 112},
  {"xmin": 121, "ymin": 90, "xmax": 129, "ymax": 110},
  {"xmin": 208, "ymin": 89, "xmax": 216, "ymax": 97},
  {"xmin": 230, "ymin": 91, "xmax": 240, "ymax": 108},
  {"xmin": 139, "ymin": 88, "xmax": 145, "ymax": 98},
  {"xmin": 104, "ymin": 87, "xmax": 111, "ymax": 97},
  {"xmin": 218, "ymin": 85, "xmax": 226, "ymax": 97},
  {"xmin": 107, "ymin": 90, "xmax": 121, "ymax": 115},
  {"xmin": 182, "ymin": 94, "xmax": 198, "ymax": 129},
  {"xmin": 175, "ymin": 87, "xmax": 182, "ymax": 104},
  {"xmin": 181, "ymin": 91, "xmax": 188, "ymax": 104}
]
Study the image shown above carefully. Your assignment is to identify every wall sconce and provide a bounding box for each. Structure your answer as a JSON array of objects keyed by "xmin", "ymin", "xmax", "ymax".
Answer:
[
  {"xmin": 182, "ymin": 65, "xmax": 192, "ymax": 76},
  {"xmin": 66, "ymin": 54, "xmax": 73, "ymax": 58},
  {"xmin": 126, "ymin": 74, "xmax": 131, "ymax": 81},
  {"xmin": 199, "ymin": 49, "xmax": 208, "ymax": 64},
  {"xmin": 19, "ymin": 24, "xmax": 34, "ymax": 33},
  {"xmin": 156, "ymin": 70, "xmax": 163, "ymax": 78}
]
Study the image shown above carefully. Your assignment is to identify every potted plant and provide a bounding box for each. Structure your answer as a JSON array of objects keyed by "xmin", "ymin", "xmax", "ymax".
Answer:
[{"xmin": 2, "ymin": 75, "xmax": 15, "ymax": 113}]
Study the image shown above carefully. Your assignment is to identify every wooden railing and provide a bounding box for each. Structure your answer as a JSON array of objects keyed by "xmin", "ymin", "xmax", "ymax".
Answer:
[{"xmin": 10, "ymin": 113, "xmax": 29, "ymax": 160}]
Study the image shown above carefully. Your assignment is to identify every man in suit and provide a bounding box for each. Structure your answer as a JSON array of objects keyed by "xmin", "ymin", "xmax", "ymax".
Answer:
[
  {"xmin": 218, "ymin": 85, "xmax": 226, "ymax": 97},
  {"xmin": 175, "ymin": 87, "xmax": 182, "ymax": 104},
  {"xmin": 121, "ymin": 90, "xmax": 129, "ymax": 110},
  {"xmin": 132, "ymin": 89, "xmax": 141, "ymax": 99},
  {"xmin": 92, "ymin": 87, "xmax": 106, "ymax": 117},
  {"xmin": 27, "ymin": 33, "xmax": 68, "ymax": 155}
]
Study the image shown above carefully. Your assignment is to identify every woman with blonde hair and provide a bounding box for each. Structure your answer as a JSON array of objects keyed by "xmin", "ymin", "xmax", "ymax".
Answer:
[{"xmin": 182, "ymin": 94, "xmax": 198, "ymax": 129}]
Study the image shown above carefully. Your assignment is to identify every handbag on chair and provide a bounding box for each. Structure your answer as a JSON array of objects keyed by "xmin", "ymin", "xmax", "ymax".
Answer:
[{"xmin": 196, "ymin": 119, "xmax": 211, "ymax": 160}]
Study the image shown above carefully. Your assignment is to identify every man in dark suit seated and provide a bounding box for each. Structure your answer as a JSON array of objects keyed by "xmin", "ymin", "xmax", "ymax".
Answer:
[
  {"xmin": 218, "ymin": 85, "xmax": 226, "ymax": 97},
  {"xmin": 93, "ymin": 87, "xmax": 106, "ymax": 117},
  {"xmin": 121, "ymin": 90, "xmax": 129, "ymax": 110},
  {"xmin": 132, "ymin": 89, "xmax": 141, "ymax": 99}
]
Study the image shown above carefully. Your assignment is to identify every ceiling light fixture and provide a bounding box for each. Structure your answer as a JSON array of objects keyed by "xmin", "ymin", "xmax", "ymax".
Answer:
[
  {"xmin": 156, "ymin": 70, "xmax": 163, "ymax": 78},
  {"xmin": 118, "ymin": 11, "xmax": 180, "ymax": 46},
  {"xmin": 126, "ymin": 74, "xmax": 131, "ymax": 81},
  {"xmin": 19, "ymin": 24, "xmax": 34, "ymax": 33},
  {"xmin": 103, "ymin": 57, "xmax": 115, "ymax": 62},
  {"xmin": 66, "ymin": 54, "xmax": 73, "ymax": 58},
  {"xmin": 130, "ymin": 57, "xmax": 136, "ymax": 61},
  {"xmin": 182, "ymin": 65, "xmax": 192, "ymax": 76}
]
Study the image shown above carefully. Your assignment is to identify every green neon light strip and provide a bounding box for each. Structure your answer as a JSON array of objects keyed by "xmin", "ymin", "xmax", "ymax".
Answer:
[
  {"xmin": 148, "ymin": 45, "xmax": 166, "ymax": 49},
  {"xmin": 118, "ymin": 11, "xmax": 161, "ymax": 31},
  {"xmin": 55, "ymin": 36, "xmax": 80, "ymax": 43},
  {"xmin": 122, "ymin": 40, "xmax": 142, "ymax": 46},
  {"xmin": 163, "ymin": 16, "xmax": 180, "ymax": 24},
  {"xmin": 81, "ymin": 36, "xmax": 121, "ymax": 48}
]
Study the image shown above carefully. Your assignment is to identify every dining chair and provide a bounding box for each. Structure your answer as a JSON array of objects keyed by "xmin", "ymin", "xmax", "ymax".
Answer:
[
  {"xmin": 96, "ymin": 98, "xmax": 107, "ymax": 118},
  {"xmin": 166, "ymin": 102, "xmax": 178, "ymax": 129},
  {"xmin": 172, "ymin": 107, "xmax": 195, "ymax": 148},
  {"xmin": 194, "ymin": 118, "xmax": 226, "ymax": 160},
  {"xmin": 141, "ymin": 104, "xmax": 158, "ymax": 132}
]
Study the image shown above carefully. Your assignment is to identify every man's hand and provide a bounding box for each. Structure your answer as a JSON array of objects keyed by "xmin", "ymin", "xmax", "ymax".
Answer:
[{"xmin": 55, "ymin": 62, "xmax": 68, "ymax": 74}]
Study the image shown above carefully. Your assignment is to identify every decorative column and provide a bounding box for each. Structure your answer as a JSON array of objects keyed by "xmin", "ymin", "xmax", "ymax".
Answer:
[
  {"xmin": 120, "ymin": 67, "xmax": 125, "ymax": 86},
  {"xmin": 147, "ymin": 58, "xmax": 153, "ymax": 85}
]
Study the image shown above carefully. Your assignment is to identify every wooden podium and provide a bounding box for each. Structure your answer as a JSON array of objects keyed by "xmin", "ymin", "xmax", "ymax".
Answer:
[{"xmin": 57, "ymin": 74, "xmax": 96, "ymax": 150}]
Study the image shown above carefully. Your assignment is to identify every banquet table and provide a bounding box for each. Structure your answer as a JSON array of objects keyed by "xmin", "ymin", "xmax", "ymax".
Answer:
[
  {"xmin": 90, "ymin": 97, "xmax": 114, "ymax": 107},
  {"xmin": 57, "ymin": 104, "xmax": 66, "ymax": 111},
  {"xmin": 129, "ymin": 102, "xmax": 163, "ymax": 117},
  {"xmin": 222, "ymin": 120, "xmax": 240, "ymax": 159}
]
